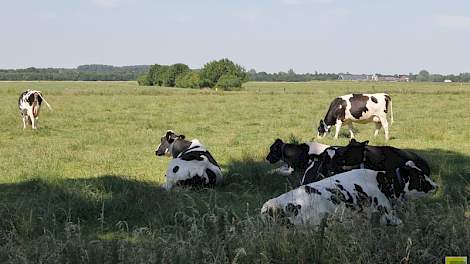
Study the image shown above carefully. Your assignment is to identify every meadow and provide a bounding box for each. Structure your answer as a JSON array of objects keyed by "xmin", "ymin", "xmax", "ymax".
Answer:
[{"xmin": 0, "ymin": 81, "xmax": 468, "ymax": 263}]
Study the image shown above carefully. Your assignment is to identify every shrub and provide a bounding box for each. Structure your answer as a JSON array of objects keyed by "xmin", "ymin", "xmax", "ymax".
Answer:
[
  {"xmin": 175, "ymin": 72, "xmax": 200, "ymax": 89},
  {"xmin": 215, "ymin": 74, "xmax": 243, "ymax": 90},
  {"xmin": 200, "ymin": 58, "xmax": 247, "ymax": 88},
  {"xmin": 137, "ymin": 74, "xmax": 151, "ymax": 86}
]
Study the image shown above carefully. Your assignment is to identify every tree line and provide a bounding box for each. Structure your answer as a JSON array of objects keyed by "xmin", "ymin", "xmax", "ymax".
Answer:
[
  {"xmin": 248, "ymin": 69, "xmax": 339, "ymax": 82},
  {"xmin": 138, "ymin": 58, "xmax": 248, "ymax": 90},
  {"xmin": 0, "ymin": 65, "xmax": 149, "ymax": 81},
  {"xmin": 414, "ymin": 70, "xmax": 470, "ymax": 82}
]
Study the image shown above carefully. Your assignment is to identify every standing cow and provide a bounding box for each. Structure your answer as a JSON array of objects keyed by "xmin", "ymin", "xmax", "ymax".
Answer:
[
  {"xmin": 18, "ymin": 90, "xmax": 52, "ymax": 129},
  {"xmin": 317, "ymin": 93, "xmax": 393, "ymax": 140}
]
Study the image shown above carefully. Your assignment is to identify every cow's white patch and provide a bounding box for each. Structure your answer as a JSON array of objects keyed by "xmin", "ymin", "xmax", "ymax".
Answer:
[{"xmin": 326, "ymin": 149, "xmax": 336, "ymax": 159}]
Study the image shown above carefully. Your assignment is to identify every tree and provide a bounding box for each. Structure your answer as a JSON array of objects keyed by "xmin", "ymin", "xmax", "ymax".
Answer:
[
  {"xmin": 416, "ymin": 70, "xmax": 430, "ymax": 82},
  {"xmin": 199, "ymin": 58, "xmax": 247, "ymax": 88},
  {"xmin": 175, "ymin": 72, "xmax": 200, "ymax": 88},
  {"xmin": 215, "ymin": 74, "xmax": 242, "ymax": 90}
]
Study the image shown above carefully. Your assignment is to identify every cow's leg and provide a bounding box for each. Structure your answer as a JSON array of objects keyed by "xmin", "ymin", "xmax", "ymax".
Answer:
[
  {"xmin": 334, "ymin": 120, "xmax": 342, "ymax": 139},
  {"xmin": 379, "ymin": 116, "xmax": 389, "ymax": 140},
  {"xmin": 347, "ymin": 122, "xmax": 355, "ymax": 139},
  {"xmin": 21, "ymin": 114, "xmax": 27, "ymax": 129},
  {"xmin": 29, "ymin": 112, "xmax": 36, "ymax": 129},
  {"xmin": 374, "ymin": 122, "xmax": 382, "ymax": 137}
]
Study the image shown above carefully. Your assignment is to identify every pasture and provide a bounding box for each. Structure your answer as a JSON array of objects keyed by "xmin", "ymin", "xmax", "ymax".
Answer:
[{"xmin": 0, "ymin": 81, "xmax": 469, "ymax": 263}]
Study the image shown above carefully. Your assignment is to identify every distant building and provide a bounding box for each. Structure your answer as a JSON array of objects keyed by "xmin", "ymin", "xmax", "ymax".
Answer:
[
  {"xmin": 338, "ymin": 74, "xmax": 372, "ymax": 81},
  {"xmin": 372, "ymin": 74, "xmax": 410, "ymax": 82},
  {"xmin": 444, "ymin": 79, "xmax": 452, "ymax": 83}
]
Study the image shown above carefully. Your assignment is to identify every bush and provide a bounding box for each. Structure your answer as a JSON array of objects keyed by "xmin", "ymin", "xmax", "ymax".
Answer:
[
  {"xmin": 200, "ymin": 58, "xmax": 247, "ymax": 88},
  {"xmin": 215, "ymin": 74, "xmax": 243, "ymax": 90},
  {"xmin": 137, "ymin": 74, "xmax": 151, "ymax": 86},
  {"xmin": 175, "ymin": 72, "xmax": 200, "ymax": 89}
]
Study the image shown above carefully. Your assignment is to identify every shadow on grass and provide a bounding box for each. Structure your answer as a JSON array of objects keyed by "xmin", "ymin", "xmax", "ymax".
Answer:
[{"xmin": 0, "ymin": 148, "xmax": 468, "ymax": 263}]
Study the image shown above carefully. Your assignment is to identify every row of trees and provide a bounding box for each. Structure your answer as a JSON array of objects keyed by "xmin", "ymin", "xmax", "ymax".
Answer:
[
  {"xmin": 138, "ymin": 59, "xmax": 248, "ymax": 90},
  {"xmin": 415, "ymin": 70, "xmax": 470, "ymax": 82},
  {"xmin": 248, "ymin": 69, "xmax": 339, "ymax": 82},
  {"xmin": 0, "ymin": 65, "xmax": 149, "ymax": 81}
]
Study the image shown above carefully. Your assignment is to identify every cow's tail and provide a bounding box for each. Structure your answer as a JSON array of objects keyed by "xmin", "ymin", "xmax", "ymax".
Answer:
[{"xmin": 39, "ymin": 93, "xmax": 53, "ymax": 111}]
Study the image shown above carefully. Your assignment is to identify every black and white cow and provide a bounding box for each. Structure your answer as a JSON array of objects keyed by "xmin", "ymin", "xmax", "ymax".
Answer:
[
  {"xmin": 261, "ymin": 161, "xmax": 438, "ymax": 226},
  {"xmin": 266, "ymin": 138, "xmax": 330, "ymax": 177},
  {"xmin": 155, "ymin": 130, "xmax": 222, "ymax": 190},
  {"xmin": 301, "ymin": 139, "xmax": 430, "ymax": 185},
  {"xmin": 18, "ymin": 90, "xmax": 52, "ymax": 129},
  {"xmin": 317, "ymin": 93, "xmax": 393, "ymax": 140}
]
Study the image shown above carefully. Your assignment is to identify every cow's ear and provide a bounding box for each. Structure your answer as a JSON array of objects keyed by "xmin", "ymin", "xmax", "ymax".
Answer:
[
  {"xmin": 178, "ymin": 135, "xmax": 186, "ymax": 140},
  {"xmin": 362, "ymin": 140, "xmax": 369, "ymax": 146},
  {"xmin": 275, "ymin": 138, "xmax": 283, "ymax": 144},
  {"xmin": 350, "ymin": 139, "xmax": 357, "ymax": 143}
]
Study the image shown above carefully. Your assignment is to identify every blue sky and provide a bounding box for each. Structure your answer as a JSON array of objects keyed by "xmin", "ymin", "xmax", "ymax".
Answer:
[{"xmin": 1, "ymin": 0, "xmax": 469, "ymax": 74}]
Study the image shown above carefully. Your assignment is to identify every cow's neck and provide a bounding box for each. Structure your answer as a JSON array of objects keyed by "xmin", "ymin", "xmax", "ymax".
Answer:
[
  {"xmin": 323, "ymin": 112, "xmax": 336, "ymax": 126},
  {"xmin": 283, "ymin": 143, "xmax": 310, "ymax": 170},
  {"xmin": 170, "ymin": 139, "xmax": 193, "ymax": 158}
]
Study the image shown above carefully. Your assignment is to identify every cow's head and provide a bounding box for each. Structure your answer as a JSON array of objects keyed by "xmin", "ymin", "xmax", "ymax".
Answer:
[
  {"xmin": 155, "ymin": 130, "xmax": 184, "ymax": 156},
  {"xmin": 261, "ymin": 199, "xmax": 295, "ymax": 225},
  {"xmin": 399, "ymin": 161, "xmax": 438, "ymax": 199},
  {"xmin": 266, "ymin": 138, "xmax": 284, "ymax": 164},
  {"xmin": 317, "ymin": 120, "xmax": 330, "ymax": 138}
]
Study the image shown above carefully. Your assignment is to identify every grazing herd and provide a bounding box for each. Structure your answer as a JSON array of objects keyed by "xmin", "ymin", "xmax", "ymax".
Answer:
[{"xmin": 18, "ymin": 90, "xmax": 438, "ymax": 227}]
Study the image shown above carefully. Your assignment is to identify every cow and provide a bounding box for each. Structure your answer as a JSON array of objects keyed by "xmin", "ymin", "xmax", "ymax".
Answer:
[
  {"xmin": 317, "ymin": 93, "xmax": 393, "ymax": 140},
  {"xmin": 18, "ymin": 90, "xmax": 52, "ymax": 129},
  {"xmin": 266, "ymin": 138, "xmax": 330, "ymax": 177},
  {"xmin": 261, "ymin": 162, "xmax": 438, "ymax": 226},
  {"xmin": 155, "ymin": 130, "xmax": 222, "ymax": 190},
  {"xmin": 301, "ymin": 139, "xmax": 430, "ymax": 185}
]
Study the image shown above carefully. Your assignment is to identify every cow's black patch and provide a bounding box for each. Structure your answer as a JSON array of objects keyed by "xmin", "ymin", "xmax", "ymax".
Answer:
[
  {"xmin": 335, "ymin": 179, "xmax": 340, "ymax": 183},
  {"xmin": 349, "ymin": 94, "xmax": 369, "ymax": 119},
  {"xmin": 180, "ymin": 150, "xmax": 220, "ymax": 167},
  {"xmin": 176, "ymin": 176, "xmax": 207, "ymax": 188},
  {"xmin": 326, "ymin": 187, "xmax": 347, "ymax": 205},
  {"xmin": 172, "ymin": 166, "xmax": 179, "ymax": 173},
  {"xmin": 373, "ymin": 197, "xmax": 378, "ymax": 206},
  {"xmin": 336, "ymin": 184, "xmax": 344, "ymax": 191},
  {"xmin": 322, "ymin": 98, "xmax": 347, "ymax": 127},
  {"xmin": 384, "ymin": 95, "xmax": 391, "ymax": 113},
  {"xmin": 206, "ymin": 168, "xmax": 217, "ymax": 187},
  {"xmin": 354, "ymin": 184, "xmax": 372, "ymax": 210},
  {"xmin": 304, "ymin": 185, "xmax": 322, "ymax": 195},
  {"xmin": 371, "ymin": 96, "xmax": 378, "ymax": 103},
  {"xmin": 285, "ymin": 203, "xmax": 301, "ymax": 217},
  {"xmin": 266, "ymin": 139, "xmax": 311, "ymax": 178}
]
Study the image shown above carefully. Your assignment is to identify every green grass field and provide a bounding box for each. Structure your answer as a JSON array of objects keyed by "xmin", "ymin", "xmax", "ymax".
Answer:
[{"xmin": 0, "ymin": 81, "xmax": 469, "ymax": 263}]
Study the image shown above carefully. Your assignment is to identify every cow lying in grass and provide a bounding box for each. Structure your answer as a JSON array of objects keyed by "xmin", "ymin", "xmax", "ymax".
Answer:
[
  {"xmin": 155, "ymin": 130, "xmax": 222, "ymax": 190},
  {"xmin": 18, "ymin": 90, "xmax": 52, "ymax": 129},
  {"xmin": 261, "ymin": 161, "xmax": 438, "ymax": 226},
  {"xmin": 301, "ymin": 139, "xmax": 430, "ymax": 185},
  {"xmin": 266, "ymin": 138, "xmax": 330, "ymax": 177}
]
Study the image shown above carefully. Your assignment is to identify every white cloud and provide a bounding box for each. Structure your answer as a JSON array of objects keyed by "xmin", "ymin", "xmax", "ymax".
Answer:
[
  {"xmin": 92, "ymin": 0, "xmax": 120, "ymax": 8},
  {"xmin": 434, "ymin": 15, "xmax": 470, "ymax": 30}
]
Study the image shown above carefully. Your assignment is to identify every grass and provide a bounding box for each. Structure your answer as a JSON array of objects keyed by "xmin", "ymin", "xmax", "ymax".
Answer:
[{"xmin": 0, "ymin": 81, "xmax": 469, "ymax": 263}]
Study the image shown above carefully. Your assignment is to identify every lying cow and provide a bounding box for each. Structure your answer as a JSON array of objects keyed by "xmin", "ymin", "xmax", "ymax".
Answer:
[
  {"xmin": 18, "ymin": 90, "xmax": 52, "ymax": 129},
  {"xmin": 317, "ymin": 93, "xmax": 393, "ymax": 140},
  {"xmin": 301, "ymin": 139, "xmax": 430, "ymax": 185},
  {"xmin": 261, "ymin": 162, "xmax": 438, "ymax": 226},
  {"xmin": 266, "ymin": 138, "xmax": 330, "ymax": 177},
  {"xmin": 155, "ymin": 130, "xmax": 222, "ymax": 190}
]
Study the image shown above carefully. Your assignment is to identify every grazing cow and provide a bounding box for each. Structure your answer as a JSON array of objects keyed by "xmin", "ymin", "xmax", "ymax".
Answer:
[
  {"xmin": 18, "ymin": 90, "xmax": 52, "ymax": 129},
  {"xmin": 301, "ymin": 139, "xmax": 430, "ymax": 185},
  {"xmin": 317, "ymin": 93, "xmax": 393, "ymax": 140},
  {"xmin": 266, "ymin": 138, "xmax": 330, "ymax": 177},
  {"xmin": 155, "ymin": 130, "xmax": 222, "ymax": 190},
  {"xmin": 261, "ymin": 162, "xmax": 438, "ymax": 226}
]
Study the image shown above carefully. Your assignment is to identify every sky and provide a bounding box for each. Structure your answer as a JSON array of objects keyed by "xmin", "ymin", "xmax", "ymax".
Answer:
[{"xmin": 1, "ymin": 0, "xmax": 469, "ymax": 74}]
